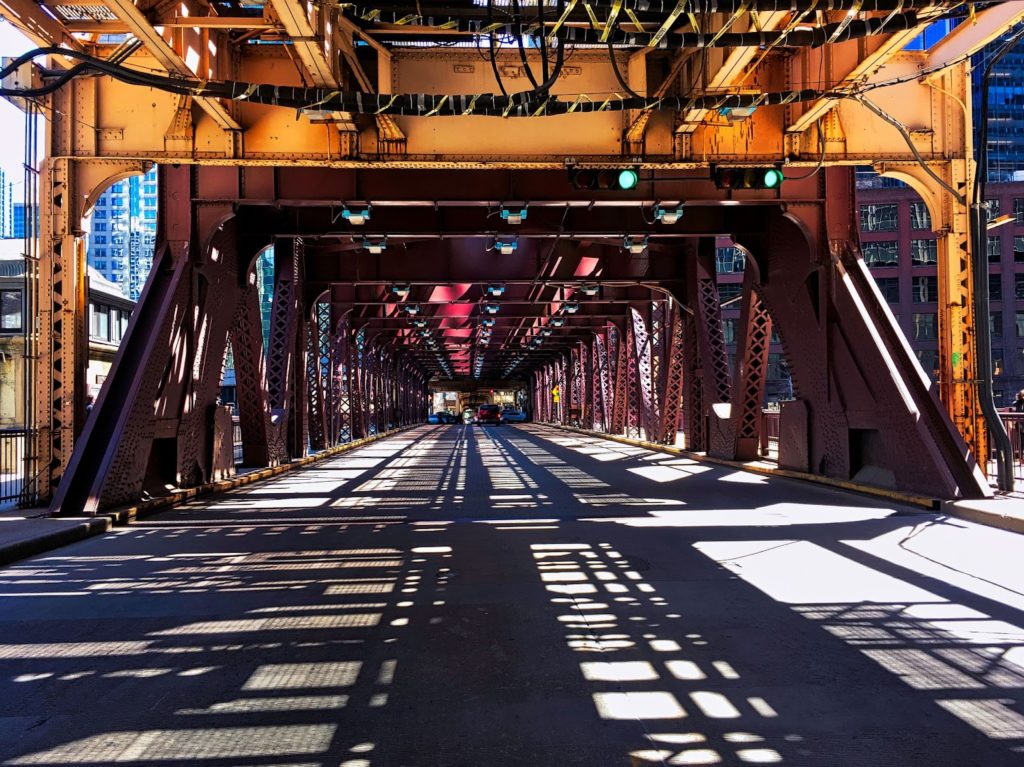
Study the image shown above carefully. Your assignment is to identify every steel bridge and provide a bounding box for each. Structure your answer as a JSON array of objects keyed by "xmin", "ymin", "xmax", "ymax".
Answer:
[{"xmin": 0, "ymin": 1, "xmax": 1021, "ymax": 508}]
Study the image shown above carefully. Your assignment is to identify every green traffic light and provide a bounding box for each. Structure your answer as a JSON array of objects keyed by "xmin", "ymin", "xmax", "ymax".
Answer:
[
  {"xmin": 617, "ymin": 169, "xmax": 639, "ymax": 190},
  {"xmin": 763, "ymin": 168, "xmax": 783, "ymax": 188}
]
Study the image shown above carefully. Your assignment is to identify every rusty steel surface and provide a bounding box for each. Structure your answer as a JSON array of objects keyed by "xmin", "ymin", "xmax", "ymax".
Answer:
[{"xmin": 4, "ymin": 1, "xmax": 1019, "ymax": 509}]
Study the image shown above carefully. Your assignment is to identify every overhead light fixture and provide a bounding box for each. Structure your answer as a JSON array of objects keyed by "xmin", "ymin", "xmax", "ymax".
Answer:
[
  {"xmin": 562, "ymin": 302, "xmax": 580, "ymax": 314},
  {"xmin": 411, "ymin": 318, "xmax": 427, "ymax": 328},
  {"xmin": 483, "ymin": 303, "xmax": 500, "ymax": 314},
  {"xmin": 340, "ymin": 205, "xmax": 371, "ymax": 225},
  {"xmin": 391, "ymin": 283, "xmax": 411, "ymax": 298},
  {"xmin": 494, "ymin": 236, "xmax": 518, "ymax": 255},
  {"xmin": 500, "ymin": 206, "xmax": 528, "ymax": 225},
  {"xmin": 541, "ymin": 328, "xmax": 553, "ymax": 336},
  {"xmin": 549, "ymin": 316, "xmax": 565, "ymax": 327},
  {"xmin": 718, "ymin": 105, "xmax": 758, "ymax": 122},
  {"xmin": 485, "ymin": 283, "xmax": 506, "ymax": 297},
  {"xmin": 580, "ymin": 283, "xmax": 600, "ymax": 296},
  {"xmin": 482, "ymin": 317, "xmax": 496, "ymax": 327},
  {"xmin": 403, "ymin": 303, "xmax": 422, "ymax": 315},
  {"xmin": 363, "ymin": 236, "xmax": 387, "ymax": 254},
  {"xmin": 654, "ymin": 203, "xmax": 684, "ymax": 225},
  {"xmin": 623, "ymin": 236, "xmax": 648, "ymax": 255},
  {"xmin": 417, "ymin": 329, "xmax": 432, "ymax": 338}
]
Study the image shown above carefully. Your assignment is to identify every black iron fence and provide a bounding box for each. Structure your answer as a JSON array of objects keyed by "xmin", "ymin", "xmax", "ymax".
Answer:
[
  {"xmin": 0, "ymin": 428, "xmax": 30, "ymax": 507},
  {"xmin": 993, "ymin": 412, "xmax": 1024, "ymax": 489}
]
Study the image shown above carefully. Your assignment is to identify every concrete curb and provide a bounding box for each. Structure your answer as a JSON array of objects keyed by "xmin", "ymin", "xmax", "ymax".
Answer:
[
  {"xmin": 545, "ymin": 423, "xmax": 942, "ymax": 510},
  {"xmin": 103, "ymin": 424, "xmax": 426, "ymax": 524},
  {"xmin": 0, "ymin": 517, "xmax": 112, "ymax": 568},
  {"xmin": 940, "ymin": 499, "xmax": 1024, "ymax": 535}
]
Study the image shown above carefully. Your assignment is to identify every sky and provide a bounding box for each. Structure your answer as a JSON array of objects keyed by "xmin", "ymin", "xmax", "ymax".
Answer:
[{"xmin": 0, "ymin": 22, "xmax": 37, "ymax": 184}]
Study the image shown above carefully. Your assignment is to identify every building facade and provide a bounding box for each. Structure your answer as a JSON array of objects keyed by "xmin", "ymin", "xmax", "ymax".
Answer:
[{"xmin": 86, "ymin": 166, "xmax": 158, "ymax": 300}]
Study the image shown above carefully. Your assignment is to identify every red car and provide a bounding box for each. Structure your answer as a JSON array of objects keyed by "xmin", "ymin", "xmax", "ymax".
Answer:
[{"xmin": 475, "ymin": 404, "xmax": 503, "ymax": 425}]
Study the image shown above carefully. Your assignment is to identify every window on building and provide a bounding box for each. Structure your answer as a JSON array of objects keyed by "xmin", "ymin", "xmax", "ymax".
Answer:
[
  {"xmin": 93, "ymin": 210, "xmax": 106, "ymax": 219},
  {"xmin": 1016, "ymin": 311, "xmax": 1024, "ymax": 338},
  {"xmin": 994, "ymin": 349, "xmax": 1004, "ymax": 377},
  {"xmin": 876, "ymin": 277, "xmax": 899, "ymax": 303},
  {"xmin": 143, "ymin": 210, "xmax": 156, "ymax": 220},
  {"xmin": 95, "ymin": 260, "xmax": 107, "ymax": 270},
  {"xmin": 912, "ymin": 276, "xmax": 938, "ymax": 303},
  {"xmin": 721, "ymin": 318, "xmax": 737, "ymax": 345},
  {"xmin": 767, "ymin": 353, "xmax": 789, "ymax": 379},
  {"xmin": 990, "ymin": 274, "xmax": 1003, "ymax": 301},
  {"xmin": 1016, "ymin": 236, "xmax": 1024, "ymax": 263},
  {"xmin": 89, "ymin": 303, "xmax": 110, "ymax": 341},
  {"xmin": 986, "ymin": 198, "xmax": 1001, "ymax": 221},
  {"xmin": 860, "ymin": 204, "xmax": 898, "ymax": 232},
  {"xmin": 910, "ymin": 239, "xmax": 937, "ymax": 266},
  {"xmin": 93, "ymin": 236, "xmax": 106, "ymax": 245},
  {"xmin": 93, "ymin": 223, "xmax": 107, "ymax": 232},
  {"xmin": 912, "ymin": 313, "xmax": 937, "ymax": 340},
  {"xmin": 1016, "ymin": 274, "xmax": 1024, "ymax": 300},
  {"xmin": 988, "ymin": 236, "xmax": 1002, "ymax": 262},
  {"xmin": 862, "ymin": 241, "xmax": 899, "ymax": 266},
  {"xmin": 909, "ymin": 201, "xmax": 931, "ymax": 230},
  {"xmin": 718, "ymin": 283, "xmax": 743, "ymax": 303},
  {"xmin": 715, "ymin": 247, "xmax": 745, "ymax": 274},
  {"xmin": 992, "ymin": 312, "xmax": 1003, "ymax": 338},
  {"xmin": 916, "ymin": 349, "xmax": 938, "ymax": 380},
  {"xmin": 0, "ymin": 290, "xmax": 21, "ymax": 331}
]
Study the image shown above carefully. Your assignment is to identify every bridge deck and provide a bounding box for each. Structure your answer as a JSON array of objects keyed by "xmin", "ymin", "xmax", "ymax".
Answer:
[{"xmin": 0, "ymin": 425, "xmax": 1022, "ymax": 766}]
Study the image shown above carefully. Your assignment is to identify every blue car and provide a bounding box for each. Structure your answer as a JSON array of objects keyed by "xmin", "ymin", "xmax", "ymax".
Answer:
[{"xmin": 501, "ymin": 408, "xmax": 527, "ymax": 423}]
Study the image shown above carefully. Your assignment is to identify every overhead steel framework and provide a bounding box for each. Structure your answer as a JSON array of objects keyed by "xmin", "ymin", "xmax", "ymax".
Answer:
[{"xmin": 0, "ymin": 0, "xmax": 1021, "ymax": 510}]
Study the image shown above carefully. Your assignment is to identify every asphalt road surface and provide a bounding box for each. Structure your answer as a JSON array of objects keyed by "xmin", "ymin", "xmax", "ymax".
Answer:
[{"xmin": 0, "ymin": 424, "xmax": 1022, "ymax": 766}]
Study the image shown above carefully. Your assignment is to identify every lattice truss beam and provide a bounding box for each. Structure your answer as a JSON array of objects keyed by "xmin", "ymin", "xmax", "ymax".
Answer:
[{"xmin": 0, "ymin": 1, "xmax": 1021, "ymax": 163}]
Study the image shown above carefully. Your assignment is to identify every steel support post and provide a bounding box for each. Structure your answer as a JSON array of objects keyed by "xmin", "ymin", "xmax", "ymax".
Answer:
[
  {"xmin": 631, "ymin": 306, "xmax": 655, "ymax": 441},
  {"xmin": 658, "ymin": 306, "xmax": 686, "ymax": 446},
  {"xmin": 610, "ymin": 324, "xmax": 628, "ymax": 434},
  {"xmin": 689, "ymin": 238, "xmax": 733, "ymax": 456},
  {"xmin": 232, "ymin": 282, "xmax": 271, "ymax": 466},
  {"xmin": 729, "ymin": 268, "xmax": 773, "ymax": 460}
]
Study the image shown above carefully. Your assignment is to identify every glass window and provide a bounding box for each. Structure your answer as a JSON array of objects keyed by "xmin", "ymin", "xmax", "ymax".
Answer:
[
  {"xmin": 721, "ymin": 318, "xmax": 736, "ymax": 345},
  {"xmin": 1015, "ymin": 198, "xmax": 1024, "ymax": 225},
  {"xmin": 1016, "ymin": 311, "xmax": 1024, "ymax": 337},
  {"xmin": 718, "ymin": 283, "xmax": 743, "ymax": 303},
  {"xmin": 993, "ymin": 349, "xmax": 1004, "ymax": 377},
  {"xmin": 912, "ymin": 313, "xmax": 937, "ymax": 340},
  {"xmin": 991, "ymin": 312, "xmax": 1003, "ymax": 338},
  {"xmin": 1015, "ymin": 236, "xmax": 1024, "ymax": 263},
  {"xmin": 0, "ymin": 290, "xmax": 21, "ymax": 331},
  {"xmin": 876, "ymin": 277, "xmax": 900, "ymax": 303},
  {"xmin": 90, "ymin": 303, "xmax": 110, "ymax": 340},
  {"xmin": 767, "ymin": 353, "xmax": 789, "ymax": 379},
  {"xmin": 910, "ymin": 239, "xmax": 937, "ymax": 266},
  {"xmin": 862, "ymin": 241, "xmax": 899, "ymax": 266},
  {"xmin": 990, "ymin": 274, "xmax": 1003, "ymax": 301},
  {"xmin": 986, "ymin": 198, "xmax": 1001, "ymax": 221},
  {"xmin": 93, "ymin": 210, "xmax": 106, "ymax": 219},
  {"xmin": 916, "ymin": 349, "xmax": 938, "ymax": 380},
  {"xmin": 912, "ymin": 276, "xmax": 938, "ymax": 303},
  {"xmin": 860, "ymin": 204, "xmax": 898, "ymax": 232},
  {"xmin": 1016, "ymin": 274, "xmax": 1024, "ymax": 300},
  {"xmin": 988, "ymin": 236, "xmax": 1002, "ymax": 262},
  {"xmin": 715, "ymin": 247, "xmax": 745, "ymax": 274},
  {"xmin": 93, "ymin": 236, "xmax": 106, "ymax": 245},
  {"xmin": 909, "ymin": 201, "xmax": 931, "ymax": 230}
]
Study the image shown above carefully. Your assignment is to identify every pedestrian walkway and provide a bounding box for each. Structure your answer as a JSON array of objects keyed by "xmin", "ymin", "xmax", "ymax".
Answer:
[{"xmin": 0, "ymin": 424, "xmax": 1022, "ymax": 766}]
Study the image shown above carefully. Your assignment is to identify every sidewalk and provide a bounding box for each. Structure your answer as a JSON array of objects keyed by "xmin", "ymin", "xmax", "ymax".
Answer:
[{"xmin": 0, "ymin": 508, "xmax": 111, "ymax": 567}]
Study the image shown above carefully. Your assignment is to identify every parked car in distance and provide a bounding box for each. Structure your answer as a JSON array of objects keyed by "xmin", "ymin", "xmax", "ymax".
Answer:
[
  {"xmin": 501, "ymin": 407, "xmax": 527, "ymax": 423},
  {"xmin": 428, "ymin": 412, "xmax": 441, "ymax": 424},
  {"xmin": 476, "ymin": 404, "xmax": 503, "ymax": 425},
  {"xmin": 429, "ymin": 411, "xmax": 459, "ymax": 424},
  {"xmin": 462, "ymin": 408, "xmax": 476, "ymax": 424}
]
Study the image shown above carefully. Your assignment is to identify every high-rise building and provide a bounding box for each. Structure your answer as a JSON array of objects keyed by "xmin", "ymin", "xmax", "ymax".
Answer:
[
  {"xmin": 86, "ymin": 166, "xmax": 158, "ymax": 300},
  {"xmin": 0, "ymin": 170, "xmax": 14, "ymax": 239},
  {"xmin": 11, "ymin": 203, "xmax": 32, "ymax": 240}
]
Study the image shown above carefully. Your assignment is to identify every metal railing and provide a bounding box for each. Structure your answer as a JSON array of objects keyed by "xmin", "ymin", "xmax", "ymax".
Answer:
[
  {"xmin": 992, "ymin": 412, "xmax": 1024, "ymax": 490},
  {"xmin": 0, "ymin": 428, "xmax": 29, "ymax": 507}
]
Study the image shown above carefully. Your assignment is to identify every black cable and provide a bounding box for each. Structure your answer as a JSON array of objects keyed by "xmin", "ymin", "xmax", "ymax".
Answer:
[
  {"xmin": 530, "ymin": 0, "xmax": 565, "ymax": 95},
  {"xmin": 486, "ymin": 0, "xmax": 509, "ymax": 97},
  {"xmin": 972, "ymin": 22, "xmax": 1024, "ymax": 491},
  {"xmin": 607, "ymin": 41, "xmax": 645, "ymax": 100},
  {"xmin": 511, "ymin": 0, "xmax": 540, "ymax": 89},
  {"xmin": 538, "ymin": 0, "xmax": 549, "ymax": 84}
]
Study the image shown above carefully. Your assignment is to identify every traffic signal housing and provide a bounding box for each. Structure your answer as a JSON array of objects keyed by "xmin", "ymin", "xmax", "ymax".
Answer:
[
  {"xmin": 713, "ymin": 166, "xmax": 784, "ymax": 190},
  {"xmin": 569, "ymin": 167, "xmax": 640, "ymax": 191}
]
